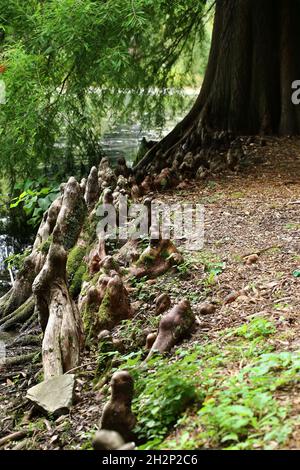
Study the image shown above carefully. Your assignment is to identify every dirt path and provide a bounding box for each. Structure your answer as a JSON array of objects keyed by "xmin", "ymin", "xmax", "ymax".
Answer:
[{"xmin": 1, "ymin": 136, "xmax": 299, "ymax": 450}]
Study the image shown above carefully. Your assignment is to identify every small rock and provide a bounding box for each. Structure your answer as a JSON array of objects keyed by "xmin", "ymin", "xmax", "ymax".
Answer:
[
  {"xmin": 112, "ymin": 338, "xmax": 125, "ymax": 353},
  {"xmin": 196, "ymin": 167, "xmax": 207, "ymax": 180},
  {"xmin": 26, "ymin": 374, "xmax": 75, "ymax": 417},
  {"xmin": 98, "ymin": 330, "xmax": 112, "ymax": 341},
  {"xmin": 198, "ymin": 302, "xmax": 216, "ymax": 316},
  {"xmin": 224, "ymin": 291, "xmax": 240, "ymax": 305},
  {"xmin": 93, "ymin": 430, "xmax": 136, "ymax": 450},
  {"xmin": 155, "ymin": 293, "xmax": 171, "ymax": 315},
  {"xmin": 93, "ymin": 430, "xmax": 125, "ymax": 450},
  {"xmin": 146, "ymin": 333, "xmax": 157, "ymax": 350},
  {"xmin": 244, "ymin": 254, "xmax": 259, "ymax": 265},
  {"xmin": 177, "ymin": 181, "xmax": 189, "ymax": 190},
  {"xmin": 119, "ymin": 442, "xmax": 136, "ymax": 450},
  {"xmin": 131, "ymin": 301, "xmax": 142, "ymax": 313}
]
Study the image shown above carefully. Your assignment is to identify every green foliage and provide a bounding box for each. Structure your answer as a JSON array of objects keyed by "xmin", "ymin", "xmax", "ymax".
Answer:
[
  {"xmin": 0, "ymin": 0, "xmax": 211, "ymax": 181},
  {"xmin": 234, "ymin": 317, "xmax": 276, "ymax": 340},
  {"xmin": 197, "ymin": 351, "xmax": 299, "ymax": 450},
  {"xmin": 129, "ymin": 352, "xmax": 200, "ymax": 446},
  {"xmin": 67, "ymin": 245, "xmax": 88, "ymax": 297},
  {"xmin": 38, "ymin": 235, "xmax": 53, "ymax": 255},
  {"xmin": 10, "ymin": 180, "xmax": 60, "ymax": 226},
  {"xmin": 5, "ymin": 247, "xmax": 31, "ymax": 270},
  {"xmin": 61, "ymin": 198, "xmax": 86, "ymax": 250},
  {"xmin": 117, "ymin": 316, "xmax": 160, "ymax": 350},
  {"xmin": 107, "ymin": 316, "xmax": 299, "ymax": 450},
  {"xmin": 161, "ymin": 319, "xmax": 299, "ymax": 450},
  {"xmin": 177, "ymin": 251, "xmax": 224, "ymax": 288}
]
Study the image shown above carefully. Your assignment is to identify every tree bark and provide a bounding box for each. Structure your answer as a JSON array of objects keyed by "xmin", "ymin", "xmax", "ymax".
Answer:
[
  {"xmin": 33, "ymin": 240, "xmax": 84, "ymax": 379},
  {"xmin": 134, "ymin": 0, "xmax": 300, "ymax": 174},
  {"xmin": 32, "ymin": 178, "xmax": 86, "ymax": 379}
]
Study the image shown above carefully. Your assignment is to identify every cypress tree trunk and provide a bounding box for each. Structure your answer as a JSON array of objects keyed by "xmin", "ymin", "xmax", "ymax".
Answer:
[{"xmin": 135, "ymin": 0, "xmax": 300, "ymax": 174}]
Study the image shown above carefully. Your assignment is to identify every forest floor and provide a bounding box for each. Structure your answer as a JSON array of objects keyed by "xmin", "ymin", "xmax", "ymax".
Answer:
[{"xmin": 0, "ymin": 136, "xmax": 300, "ymax": 450}]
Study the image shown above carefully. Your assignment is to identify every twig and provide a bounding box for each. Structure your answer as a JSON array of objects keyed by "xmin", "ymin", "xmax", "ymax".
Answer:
[
  {"xmin": 5, "ymin": 245, "xmax": 14, "ymax": 286},
  {"xmin": 242, "ymin": 245, "xmax": 283, "ymax": 258},
  {"xmin": 64, "ymin": 361, "xmax": 97, "ymax": 375},
  {"xmin": 0, "ymin": 430, "xmax": 32, "ymax": 448}
]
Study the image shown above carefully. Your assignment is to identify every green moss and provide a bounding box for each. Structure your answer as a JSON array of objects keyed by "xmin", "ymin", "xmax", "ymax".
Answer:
[
  {"xmin": 97, "ymin": 290, "xmax": 111, "ymax": 328},
  {"xmin": 67, "ymin": 245, "xmax": 88, "ymax": 297},
  {"xmin": 67, "ymin": 245, "xmax": 86, "ymax": 276},
  {"xmin": 82, "ymin": 214, "xmax": 98, "ymax": 245},
  {"xmin": 38, "ymin": 235, "xmax": 53, "ymax": 255},
  {"xmin": 137, "ymin": 252, "xmax": 155, "ymax": 267},
  {"xmin": 70, "ymin": 264, "xmax": 87, "ymax": 297},
  {"xmin": 63, "ymin": 199, "xmax": 87, "ymax": 250},
  {"xmin": 82, "ymin": 302, "xmax": 98, "ymax": 342},
  {"xmin": 95, "ymin": 338, "xmax": 115, "ymax": 377},
  {"xmin": 161, "ymin": 249, "xmax": 171, "ymax": 260},
  {"xmin": 90, "ymin": 270, "xmax": 102, "ymax": 286}
]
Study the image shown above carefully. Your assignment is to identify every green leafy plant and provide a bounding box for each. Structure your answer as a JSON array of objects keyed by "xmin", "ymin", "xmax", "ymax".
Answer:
[
  {"xmin": 5, "ymin": 247, "xmax": 31, "ymax": 271},
  {"xmin": 110, "ymin": 316, "xmax": 298, "ymax": 450},
  {"xmin": 197, "ymin": 351, "xmax": 299, "ymax": 449},
  {"xmin": 234, "ymin": 317, "xmax": 276, "ymax": 340},
  {"xmin": 133, "ymin": 352, "xmax": 200, "ymax": 447},
  {"xmin": 0, "ymin": 0, "xmax": 210, "ymax": 182},
  {"xmin": 10, "ymin": 180, "xmax": 60, "ymax": 226}
]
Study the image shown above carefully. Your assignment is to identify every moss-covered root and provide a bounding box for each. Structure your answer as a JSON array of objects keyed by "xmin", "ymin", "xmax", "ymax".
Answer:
[
  {"xmin": 97, "ymin": 274, "xmax": 132, "ymax": 328},
  {"xmin": 53, "ymin": 177, "xmax": 87, "ymax": 251},
  {"xmin": 1, "ymin": 352, "xmax": 40, "ymax": 368},
  {"xmin": 66, "ymin": 244, "xmax": 88, "ymax": 298},
  {"xmin": 8, "ymin": 334, "xmax": 41, "ymax": 348},
  {"xmin": 20, "ymin": 310, "xmax": 38, "ymax": 333},
  {"xmin": 130, "ymin": 238, "xmax": 183, "ymax": 279},
  {"xmin": 0, "ymin": 296, "xmax": 35, "ymax": 331},
  {"xmin": 82, "ymin": 273, "xmax": 132, "ymax": 340},
  {"xmin": 84, "ymin": 166, "xmax": 100, "ymax": 210},
  {"xmin": 147, "ymin": 299, "xmax": 195, "ymax": 359},
  {"xmin": 100, "ymin": 371, "xmax": 136, "ymax": 442},
  {"xmin": 33, "ymin": 239, "xmax": 84, "ymax": 379}
]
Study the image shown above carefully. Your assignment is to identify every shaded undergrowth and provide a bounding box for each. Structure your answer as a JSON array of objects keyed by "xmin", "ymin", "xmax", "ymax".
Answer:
[{"xmin": 97, "ymin": 316, "xmax": 299, "ymax": 450}]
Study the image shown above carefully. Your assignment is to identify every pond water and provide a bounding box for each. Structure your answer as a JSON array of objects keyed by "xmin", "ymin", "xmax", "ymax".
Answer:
[
  {"xmin": 100, "ymin": 90, "xmax": 197, "ymax": 166},
  {"xmin": 101, "ymin": 119, "xmax": 177, "ymax": 166}
]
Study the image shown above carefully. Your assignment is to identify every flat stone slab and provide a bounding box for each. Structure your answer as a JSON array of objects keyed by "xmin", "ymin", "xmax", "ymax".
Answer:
[{"xmin": 26, "ymin": 374, "xmax": 75, "ymax": 416}]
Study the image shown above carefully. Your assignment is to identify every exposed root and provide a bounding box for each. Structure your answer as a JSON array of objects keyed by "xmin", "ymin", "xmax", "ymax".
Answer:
[
  {"xmin": 84, "ymin": 166, "xmax": 100, "ymax": 210},
  {"xmin": 130, "ymin": 238, "xmax": 183, "ymax": 279},
  {"xmin": 2, "ymin": 352, "xmax": 40, "ymax": 368},
  {"xmin": 33, "ymin": 239, "xmax": 84, "ymax": 379},
  {"xmin": 19, "ymin": 311, "xmax": 38, "ymax": 333},
  {"xmin": 0, "ymin": 195, "xmax": 63, "ymax": 319},
  {"xmin": 9, "ymin": 335, "xmax": 41, "ymax": 348},
  {"xmin": 0, "ymin": 297, "xmax": 35, "ymax": 331},
  {"xmin": 100, "ymin": 370, "xmax": 136, "ymax": 442},
  {"xmin": 0, "ymin": 430, "xmax": 32, "ymax": 448},
  {"xmin": 81, "ymin": 272, "xmax": 132, "ymax": 339},
  {"xmin": 147, "ymin": 300, "xmax": 195, "ymax": 359}
]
